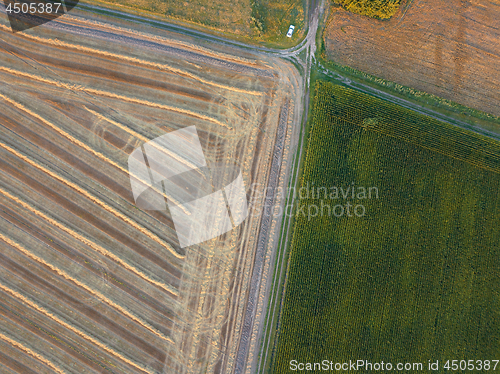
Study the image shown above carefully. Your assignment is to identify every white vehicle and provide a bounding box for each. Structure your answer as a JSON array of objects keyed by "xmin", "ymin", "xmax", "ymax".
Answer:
[{"xmin": 286, "ymin": 25, "xmax": 295, "ymax": 38}]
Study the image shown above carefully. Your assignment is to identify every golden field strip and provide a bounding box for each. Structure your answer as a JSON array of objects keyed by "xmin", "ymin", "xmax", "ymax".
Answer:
[{"xmin": 0, "ymin": 12, "xmax": 298, "ymax": 374}]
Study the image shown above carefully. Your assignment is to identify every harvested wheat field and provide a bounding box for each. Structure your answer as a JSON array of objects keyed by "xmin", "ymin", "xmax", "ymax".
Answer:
[
  {"xmin": 325, "ymin": 0, "xmax": 500, "ymax": 116},
  {"xmin": 0, "ymin": 12, "xmax": 299, "ymax": 374}
]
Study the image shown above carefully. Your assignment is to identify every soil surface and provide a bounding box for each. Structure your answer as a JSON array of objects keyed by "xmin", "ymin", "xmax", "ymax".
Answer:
[{"xmin": 325, "ymin": 0, "xmax": 500, "ymax": 116}]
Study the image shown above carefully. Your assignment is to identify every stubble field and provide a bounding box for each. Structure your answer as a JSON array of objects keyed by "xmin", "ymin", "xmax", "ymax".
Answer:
[
  {"xmin": 324, "ymin": 0, "xmax": 500, "ymax": 117},
  {"xmin": 0, "ymin": 11, "xmax": 299, "ymax": 374}
]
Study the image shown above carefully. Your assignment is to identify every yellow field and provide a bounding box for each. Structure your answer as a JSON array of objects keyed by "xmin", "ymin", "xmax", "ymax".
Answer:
[{"xmin": 332, "ymin": 0, "xmax": 401, "ymax": 19}]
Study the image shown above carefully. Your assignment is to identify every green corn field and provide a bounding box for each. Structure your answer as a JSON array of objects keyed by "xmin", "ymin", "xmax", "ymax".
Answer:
[{"xmin": 271, "ymin": 81, "xmax": 500, "ymax": 373}]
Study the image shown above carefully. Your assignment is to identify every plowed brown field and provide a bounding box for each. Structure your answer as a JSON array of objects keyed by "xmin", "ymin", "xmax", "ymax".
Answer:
[
  {"xmin": 0, "ymin": 13, "xmax": 299, "ymax": 374},
  {"xmin": 324, "ymin": 0, "xmax": 500, "ymax": 116}
]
